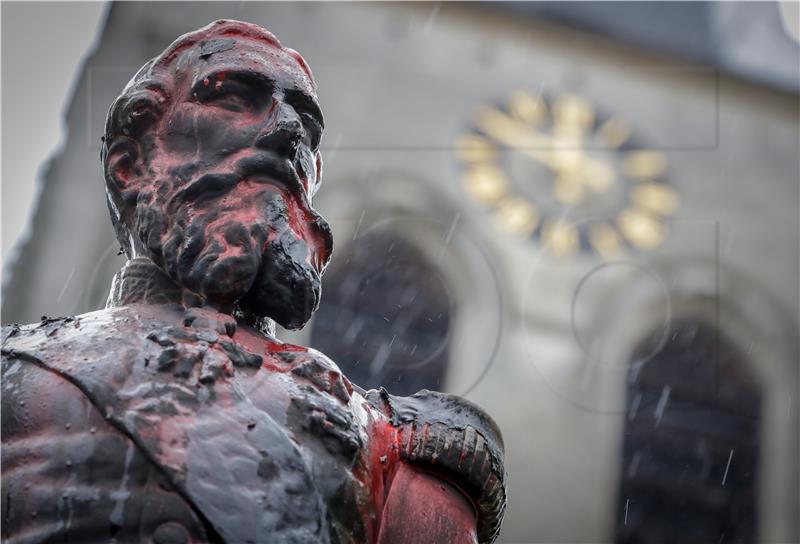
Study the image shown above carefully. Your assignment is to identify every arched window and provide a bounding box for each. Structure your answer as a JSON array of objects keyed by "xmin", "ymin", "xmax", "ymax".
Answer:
[
  {"xmin": 616, "ymin": 318, "xmax": 761, "ymax": 544},
  {"xmin": 310, "ymin": 230, "xmax": 452, "ymax": 396}
]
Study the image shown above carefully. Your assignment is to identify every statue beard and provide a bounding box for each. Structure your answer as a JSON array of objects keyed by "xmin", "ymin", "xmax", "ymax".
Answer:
[{"xmin": 133, "ymin": 172, "xmax": 331, "ymax": 330}]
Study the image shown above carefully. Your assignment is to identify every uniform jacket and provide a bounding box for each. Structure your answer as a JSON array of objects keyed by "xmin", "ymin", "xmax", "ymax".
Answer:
[{"xmin": 2, "ymin": 264, "xmax": 506, "ymax": 544}]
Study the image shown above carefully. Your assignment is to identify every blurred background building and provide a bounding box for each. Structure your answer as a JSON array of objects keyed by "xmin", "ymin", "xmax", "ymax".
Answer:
[{"xmin": 2, "ymin": 2, "xmax": 798, "ymax": 542}]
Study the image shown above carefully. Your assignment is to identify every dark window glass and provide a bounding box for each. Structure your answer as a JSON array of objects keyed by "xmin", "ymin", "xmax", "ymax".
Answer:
[
  {"xmin": 616, "ymin": 319, "xmax": 761, "ymax": 544},
  {"xmin": 310, "ymin": 231, "xmax": 451, "ymax": 395}
]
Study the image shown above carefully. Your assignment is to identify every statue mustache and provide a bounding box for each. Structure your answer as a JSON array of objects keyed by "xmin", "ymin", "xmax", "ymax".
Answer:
[{"xmin": 166, "ymin": 151, "xmax": 308, "ymax": 213}]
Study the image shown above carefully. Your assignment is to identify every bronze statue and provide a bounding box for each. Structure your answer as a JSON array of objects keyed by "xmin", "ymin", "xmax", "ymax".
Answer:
[{"xmin": 2, "ymin": 20, "xmax": 506, "ymax": 543}]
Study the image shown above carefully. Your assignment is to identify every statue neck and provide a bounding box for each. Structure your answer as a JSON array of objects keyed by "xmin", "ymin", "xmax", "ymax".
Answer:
[
  {"xmin": 106, "ymin": 257, "xmax": 203, "ymax": 309},
  {"xmin": 105, "ymin": 257, "xmax": 277, "ymax": 338}
]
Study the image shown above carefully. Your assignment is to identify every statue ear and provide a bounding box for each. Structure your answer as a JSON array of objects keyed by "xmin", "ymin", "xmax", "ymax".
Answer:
[
  {"xmin": 104, "ymin": 138, "xmax": 143, "ymax": 205},
  {"xmin": 313, "ymin": 150, "xmax": 323, "ymax": 196}
]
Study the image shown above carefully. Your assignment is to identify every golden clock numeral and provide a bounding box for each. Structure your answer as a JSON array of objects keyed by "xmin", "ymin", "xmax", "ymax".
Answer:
[
  {"xmin": 622, "ymin": 150, "xmax": 667, "ymax": 179},
  {"xmin": 494, "ymin": 197, "xmax": 539, "ymax": 237},
  {"xmin": 589, "ymin": 222, "xmax": 624, "ymax": 259},
  {"xmin": 508, "ymin": 90, "xmax": 547, "ymax": 124},
  {"xmin": 455, "ymin": 134, "xmax": 497, "ymax": 163},
  {"xmin": 553, "ymin": 94, "xmax": 594, "ymax": 134},
  {"xmin": 463, "ymin": 163, "xmax": 508, "ymax": 204},
  {"xmin": 542, "ymin": 219, "xmax": 578, "ymax": 257},
  {"xmin": 617, "ymin": 208, "xmax": 665, "ymax": 249},
  {"xmin": 597, "ymin": 117, "xmax": 630, "ymax": 148},
  {"xmin": 630, "ymin": 182, "xmax": 679, "ymax": 216}
]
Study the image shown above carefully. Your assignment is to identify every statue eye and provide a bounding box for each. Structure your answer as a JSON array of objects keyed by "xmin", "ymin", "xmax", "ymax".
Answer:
[
  {"xmin": 193, "ymin": 74, "xmax": 272, "ymax": 114},
  {"xmin": 207, "ymin": 90, "xmax": 251, "ymax": 113}
]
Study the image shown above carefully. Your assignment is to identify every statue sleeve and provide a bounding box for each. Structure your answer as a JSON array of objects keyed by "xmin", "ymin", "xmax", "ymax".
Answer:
[
  {"xmin": 366, "ymin": 388, "xmax": 507, "ymax": 544},
  {"xmin": 376, "ymin": 463, "xmax": 478, "ymax": 544}
]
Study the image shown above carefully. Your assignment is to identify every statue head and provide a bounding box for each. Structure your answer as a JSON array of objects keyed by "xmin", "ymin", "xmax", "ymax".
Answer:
[{"xmin": 102, "ymin": 20, "xmax": 333, "ymax": 330}]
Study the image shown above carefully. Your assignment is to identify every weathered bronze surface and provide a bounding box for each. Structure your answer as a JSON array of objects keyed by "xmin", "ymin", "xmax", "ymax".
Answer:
[{"xmin": 2, "ymin": 20, "xmax": 506, "ymax": 543}]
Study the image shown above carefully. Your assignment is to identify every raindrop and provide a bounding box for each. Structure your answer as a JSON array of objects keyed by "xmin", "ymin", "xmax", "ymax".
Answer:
[
  {"xmin": 721, "ymin": 449, "xmax": 734, "ymax": 486},
  {"xmin": 654, "ymin": 386, "xmax": 671, "ymax": 426}
]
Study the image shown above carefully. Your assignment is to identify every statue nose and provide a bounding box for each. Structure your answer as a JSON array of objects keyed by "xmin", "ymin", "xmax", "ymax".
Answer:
[{"xmin": 255, "ymin": 102, "xmax": 304, "ymax": 160}]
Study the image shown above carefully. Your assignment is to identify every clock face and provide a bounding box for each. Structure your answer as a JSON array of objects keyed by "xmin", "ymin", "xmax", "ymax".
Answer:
[{"xmin": 456, "ymin": 91, "xmax": 679, "ymax": 259}]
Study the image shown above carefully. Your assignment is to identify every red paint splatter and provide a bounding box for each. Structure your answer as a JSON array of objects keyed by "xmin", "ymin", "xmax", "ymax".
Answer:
[{"xmin": 264, "ymin": 341, "xmax": 306, "ymax": 354}]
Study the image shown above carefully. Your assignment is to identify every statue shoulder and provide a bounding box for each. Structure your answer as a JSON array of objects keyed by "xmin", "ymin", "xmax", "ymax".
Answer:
[
  {"xmin": 262, "ymin": 342, "xmax": 355, "ymax": 404},
  {"xmin": 2, "ymin": 306, "xmax": 164, "ymax": 365},
  {"xmin": 365, "ymin": 388, "xmax": 507, "ymax": 544}
]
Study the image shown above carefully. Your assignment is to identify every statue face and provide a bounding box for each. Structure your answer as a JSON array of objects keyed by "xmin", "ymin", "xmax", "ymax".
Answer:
[{"xmin": 130, "ymin": 37, "xmax": 332, "ymax": 329}]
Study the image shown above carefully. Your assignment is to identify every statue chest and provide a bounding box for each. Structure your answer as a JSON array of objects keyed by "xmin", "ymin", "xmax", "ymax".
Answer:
[
  {"xmin": 128, "ymin": 328, "xmax": 376, "ymax": 544},
  {"xmin": 3, "ymin": 308, "xmax": 380, "ymax": 544}
]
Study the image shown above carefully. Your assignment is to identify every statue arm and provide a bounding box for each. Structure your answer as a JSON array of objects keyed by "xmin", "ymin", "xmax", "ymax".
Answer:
[
  {"xmin": 377, "ymin": 463, "xmax": 478, "ymax": 544},
  {"xmin": 364, "ymin": 388, "xmax": 507, "ymax": 543},
  {"xmin": 1, "ymin": 356, "xmax": 129, "ymax": 540}
]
